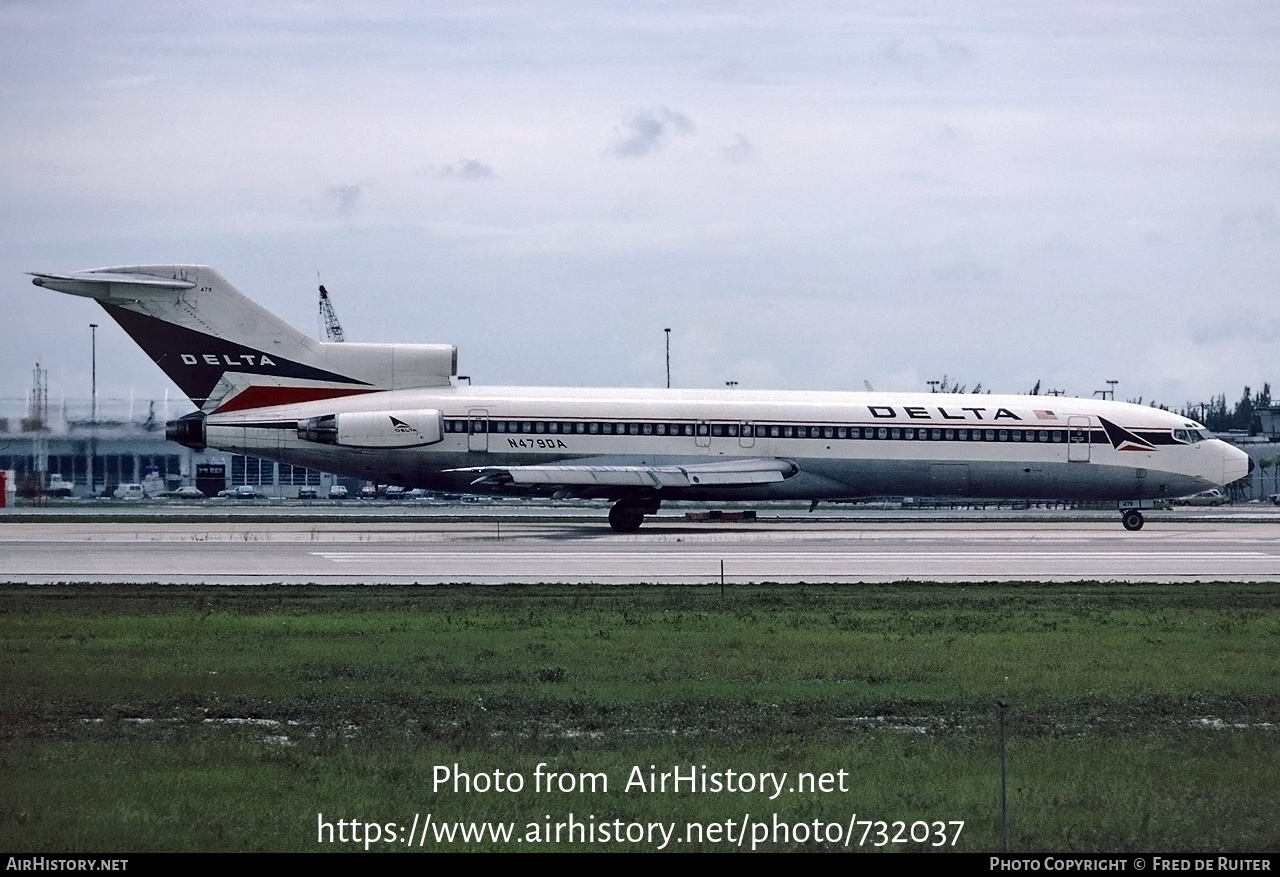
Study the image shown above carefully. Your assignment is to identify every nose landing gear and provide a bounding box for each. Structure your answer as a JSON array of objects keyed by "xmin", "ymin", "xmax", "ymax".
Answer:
[{"xmin": 1118, "ymin": 499, "xmax": 1155, "ymax": 531}]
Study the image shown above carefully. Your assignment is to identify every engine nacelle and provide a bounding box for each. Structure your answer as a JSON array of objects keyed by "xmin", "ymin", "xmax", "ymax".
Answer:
[{"xmin": 298, "ymin": 409, "xmax": 444, "ymax": 448}]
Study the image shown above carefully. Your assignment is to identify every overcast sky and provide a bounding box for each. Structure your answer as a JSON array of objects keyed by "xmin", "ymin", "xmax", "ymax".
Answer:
[{"xmin": 3, "ymin": 1, "xmax": 1278, "ymax": 414}]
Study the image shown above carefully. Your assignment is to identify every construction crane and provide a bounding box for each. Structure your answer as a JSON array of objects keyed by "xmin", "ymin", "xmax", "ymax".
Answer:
[{"xmin": 318, "ymin": 282, "xmax": 346, "ymax": 342}]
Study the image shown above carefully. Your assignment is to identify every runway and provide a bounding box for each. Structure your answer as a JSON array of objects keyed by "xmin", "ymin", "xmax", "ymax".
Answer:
[{"xmin": 2, "ymin": 518, "xmax": 1279, "ymax": 583}]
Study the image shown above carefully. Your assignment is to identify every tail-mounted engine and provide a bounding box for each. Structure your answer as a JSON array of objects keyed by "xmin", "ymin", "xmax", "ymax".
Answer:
[
  {"xmin": 298, "ymin": 409, "xmax": 444, "ymax": 448},
  {"xmin": 165, "ymin": 412, "xmax": 207, "ymax": 450}
]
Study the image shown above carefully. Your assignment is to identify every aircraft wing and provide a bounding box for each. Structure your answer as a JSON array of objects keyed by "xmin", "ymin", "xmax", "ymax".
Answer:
[{"xmin": 448, "ymin": 458, "xmax": 797, "ymax": 489}]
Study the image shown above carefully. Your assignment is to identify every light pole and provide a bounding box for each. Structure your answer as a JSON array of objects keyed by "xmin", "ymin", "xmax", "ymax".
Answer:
[
  {"xmin": 927, "ymin": 380, "xmax": 940, "ymax": 394},
  {"xmin": 664, "ymin": 328, "xmax": 671, "ymax": 389},
  {"xmin": 89, "ymin": 323, "xmax": 98, "ymax": 423},
  {"xmin": 89, "ymin": 323, "xmax": 98, "ymax": 497},
  {"xmin": 1106, "ymin": 379, "xmax": 1118, "ymax": 401},
  {"xmin": 725, "ymin": 381, "xmax": 738, "ymax": 389}
]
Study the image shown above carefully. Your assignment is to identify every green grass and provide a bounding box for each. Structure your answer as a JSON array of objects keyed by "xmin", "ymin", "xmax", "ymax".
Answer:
[{"xmin": 2, "ymin": 583, "xmax": 1278, "ymax": 852}]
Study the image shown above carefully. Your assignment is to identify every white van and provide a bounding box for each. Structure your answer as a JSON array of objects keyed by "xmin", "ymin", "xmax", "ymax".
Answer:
[{"xmin": 113, "ymin": 483, "xmax": 145, "ymax": 500}]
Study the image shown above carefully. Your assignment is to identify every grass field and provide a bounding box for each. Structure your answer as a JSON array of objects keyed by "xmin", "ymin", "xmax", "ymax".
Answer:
[{"xmin": 2, "ymin": 582, "xmax": 1277, "ymax": 852}]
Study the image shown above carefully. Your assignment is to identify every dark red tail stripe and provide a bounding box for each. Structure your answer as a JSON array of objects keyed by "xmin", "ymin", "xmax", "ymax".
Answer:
[{"xmin": 213, "ymin": 385, "xmax": 376, "ymax": 413}]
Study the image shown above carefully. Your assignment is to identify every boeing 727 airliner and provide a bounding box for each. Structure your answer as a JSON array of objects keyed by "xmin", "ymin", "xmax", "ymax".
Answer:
[{"xmin": 29, "ymin": 265, "xmax": 1252, "ymax": 531}]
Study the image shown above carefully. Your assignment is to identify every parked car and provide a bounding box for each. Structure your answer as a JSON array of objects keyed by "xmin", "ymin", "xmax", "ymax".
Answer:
[
  {"xmin": 327, "ymin": 485, "xmax": 349, "ymax": 500},
  {"xmin": 112, "ymin": 483, "xmax": 145, "ymax": 500},
  {"xmin": 297, "ymin": 486, "xmax": 318, "ymax": 499},
  {"xmin": 46, "ymin": 474, "xmax": 75, "ymax": 498},
  {"xmin": 1174, "ymin": 489, "xmax": 1227, "ymax": 507},
  {"xmin": 170, "ymin": 486, "xmax": 205, "ymax": 499},
  {"xmin": 219, "ymin": 485, "xmax": 260, "ymax": 499},
  {"xmin": 1267, "ymin": 493, "xmax": 1280, "ymax": 506}
]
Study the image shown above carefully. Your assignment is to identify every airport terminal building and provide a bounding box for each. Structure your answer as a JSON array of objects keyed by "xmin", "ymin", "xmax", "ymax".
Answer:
[{"xmin": 0, "ymin": 397, "xmax": 337, "ymax": 498}]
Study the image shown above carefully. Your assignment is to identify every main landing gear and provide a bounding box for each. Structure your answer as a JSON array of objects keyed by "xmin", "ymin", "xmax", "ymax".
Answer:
[
  {"xmin": 1121, "ymin": 509, "xmax": 1144, "ymax": 531},
  {"xmin": 608, "ymin": 494, "xmax": 661, "ymax": 532}
]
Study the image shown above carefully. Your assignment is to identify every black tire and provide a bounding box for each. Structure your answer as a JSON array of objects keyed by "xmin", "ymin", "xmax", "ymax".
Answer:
[
  {"xmin": 608, "ymin": 504, "xmax": 645, "ymax": 532},
  {"xmin": 1122, "ymin": 510, "xmax": 1144, "ymax": 531}
]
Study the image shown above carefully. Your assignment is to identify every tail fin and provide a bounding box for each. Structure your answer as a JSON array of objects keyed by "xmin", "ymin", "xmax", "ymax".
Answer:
[{"xmin": 30, "ymin": 265, "xmax": 456, "ymax": 413}]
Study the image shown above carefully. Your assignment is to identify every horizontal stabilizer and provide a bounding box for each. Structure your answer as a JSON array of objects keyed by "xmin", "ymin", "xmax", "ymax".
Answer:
[{"xmin": 30, "ymin": 270, "xmax": 196, "ymax": 296}]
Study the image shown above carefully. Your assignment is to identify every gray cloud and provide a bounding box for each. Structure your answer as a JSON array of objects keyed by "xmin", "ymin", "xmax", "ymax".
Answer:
[
  {"xmin": 721, "ymin": 134, "xmax": 753, "ymax": 163},
  {"xmin": 610, "ymin": 107, "xmax": 695, "ymax": 158},
  {"xmin": 433, "ymin": 159, "xmax": 496, "ymax": 181},
  {"xmin": 1218, "ymin": 205, "xmax": 1278, "ymax": 241},
  {"xmin": 325, "ymin": 184, "xmax": 363, "ymax": 218}
]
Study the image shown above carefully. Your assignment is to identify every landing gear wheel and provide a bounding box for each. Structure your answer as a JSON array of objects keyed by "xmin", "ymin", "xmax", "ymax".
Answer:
[
  {"xmin": 608, "ymin": 503, "xmax": 645, "ymax": 532},
  {"xmin": 1122, "ymin": 510, "xmax": 1144, "ymax": 531}
]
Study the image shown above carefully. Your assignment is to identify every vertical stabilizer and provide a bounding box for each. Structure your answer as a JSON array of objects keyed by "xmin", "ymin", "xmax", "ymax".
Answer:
[{"xmin": 30, "ymin": 265, "xmax": 455, "ymax": 412}]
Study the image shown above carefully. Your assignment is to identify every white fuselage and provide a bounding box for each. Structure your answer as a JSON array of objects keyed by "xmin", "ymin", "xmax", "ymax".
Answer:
[{"xmin": 202, "ymin": 386, "xmax": 1248, "ymax": 503}]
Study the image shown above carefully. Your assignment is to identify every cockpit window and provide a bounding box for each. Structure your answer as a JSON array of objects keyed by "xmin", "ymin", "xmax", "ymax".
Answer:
[
  {"xmin": 1173, "ymin": 429, "xmax": 1191, "ymax": 444},
  {"xmin": 1173, "ymin": 428, "xmax": 1209, "ymax": 444}
]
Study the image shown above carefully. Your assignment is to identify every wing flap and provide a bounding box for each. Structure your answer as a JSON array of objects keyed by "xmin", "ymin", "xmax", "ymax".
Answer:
[{"xmin": 448, "ymin": 458, "xmax": 796, "ymax": 489}]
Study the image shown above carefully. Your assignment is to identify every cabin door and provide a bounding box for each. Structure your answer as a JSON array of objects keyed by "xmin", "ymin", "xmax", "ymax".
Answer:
[
  {"xmin": 468, "ymin": 409, "xmax": 489, "ymax": 452},
  {"xmin": 694, "ymin": 420, "xmax": 711, "ymax": 448},
  {"xmin": 1067, "ymin": 416, "xmax": 1091, "ymax": 462}
]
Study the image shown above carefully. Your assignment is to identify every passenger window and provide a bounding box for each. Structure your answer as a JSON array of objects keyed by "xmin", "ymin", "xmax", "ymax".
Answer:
[
  {"xmin": 958, "ymin": 429, "xmax": 968, "ymax": 440},
  {"xmin": 931, "ymin": 429, "xmax": 941, "ymax": 440},
  {"xmin": 643, "ymin": 423, "xmax": 653, "ymax": 435},
  {"xmin": 998, "ymin": 430, "xmax": 1008, "ymax": 441},
  {"xmin": 629, "ymin": 423, "xmax": 640, "ymax": 435},
  {"xmin": 535, "ymin": 422, "xmax": 546, "ymax": 433}
]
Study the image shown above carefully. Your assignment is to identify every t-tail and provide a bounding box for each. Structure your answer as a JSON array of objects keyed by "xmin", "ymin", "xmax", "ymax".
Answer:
[{"xmin": 29, "ymin": 265, "xmax": 457, "ymax": 417}]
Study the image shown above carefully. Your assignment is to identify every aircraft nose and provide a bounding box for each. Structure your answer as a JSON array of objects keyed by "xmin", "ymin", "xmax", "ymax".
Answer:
[{"xmin": 1223, "ymin": 443, "xmax": 1252, "ymax": 485}]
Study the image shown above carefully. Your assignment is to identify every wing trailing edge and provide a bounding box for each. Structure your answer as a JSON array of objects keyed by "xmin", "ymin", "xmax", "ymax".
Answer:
[{"xmin": 449, "ymin": 458, "xmax": 798, "ymax": 490}]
